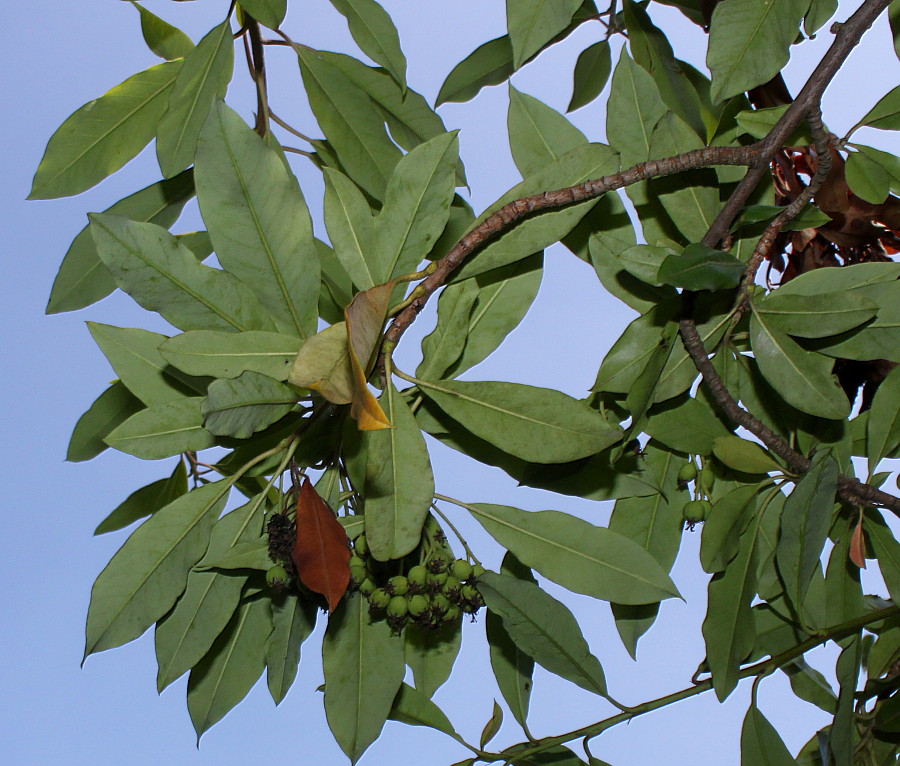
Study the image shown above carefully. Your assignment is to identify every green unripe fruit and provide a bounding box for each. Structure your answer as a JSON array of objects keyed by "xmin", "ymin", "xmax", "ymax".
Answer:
[
  {"xmin": 677, "ymin": 462, "xmax": 698, "ymax": 484},
  {"xmin": 388, "ymin": 575, "xmax": 409, "ymax": 596},
  {"xmin": 461, "ymin": 584, "xmax": 480, "ymax": 602},
  {"xmin": 682, "ymin": 499, "xmax": 711, "ymax": 527},
  {"xmin": 408, "ymin": 594, "xmax": 428, "ymax": 617},
  {"xmin": 427, "ymin": 557, "xmax": 448, "ymax": 574},
  {"xmin": 408, "ymin": 565, "xmax": 428, "ymax": 586},
  {"xmin": 350, "ymin": 565, "xmax": 368, "ymax": 585},
  {"xmin": 359, "ymin": 578, "xmax": 376, "ymax": 596},
  {"xmin": 431, "ymin": 594, "xmax": 450, "ymax": 614},
  {"xmin": 387, "ymin": 596, "xmax": 409, "ymax": 619},
  {"xmin": 698, "ymin": 467, "xmax": 715, "ymax": 492},
  {"xmin": 444, "ymin": 604, "xmax": 461, "ymax": 622},
  {"xmin": 265, "ymin": 564, "xmax": 289, "ymax": 589},
  {"xmin": 369, "ymin": 588, "xmax": 391, "ymax": 609},
  {"xmin": 427, "ymin": 570, "xmax": 449, "ymax": 588},
  {"xmin": 442, "ymin": 576, "xmax": 462, "ymax": 597},
  {"xmin": 349, "ymin": 554, "xmax": 366, "ymax": 570},
  {"xmin": 450, "ymin": 559, "xmax": 473, "ymax": 581},
  {"xmin": 354, "ymin": 534, "xmax": 368, "ymax": 557},
  {"xmin": 471, "ymin": 564, "xmax": 486, "ymax": 579}
]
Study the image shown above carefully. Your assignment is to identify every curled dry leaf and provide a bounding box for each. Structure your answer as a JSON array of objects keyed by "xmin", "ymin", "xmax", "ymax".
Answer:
[
  {"xmin": 345, "ymin": 283, "xmax": 393, "ymax": 430},
  {"xmin": 850, "ymin": 511, "xmax": 867, "ymax": 570},
  {"xmin": 292, "ymin": 477, "xmax": 351, "ymax": 612}
]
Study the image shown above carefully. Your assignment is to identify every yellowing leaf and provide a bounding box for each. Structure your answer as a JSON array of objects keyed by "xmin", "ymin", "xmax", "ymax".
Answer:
[
  {"xmin": 288, "ymin": 322, "xmax": 354, "ymax": 404},
  {"xmin": 345, "ymin": 284, "xmax": 393, "ymax": 430}
]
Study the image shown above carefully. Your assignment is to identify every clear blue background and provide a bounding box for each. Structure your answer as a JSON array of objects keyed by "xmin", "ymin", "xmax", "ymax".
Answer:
[{"xmin": 3, "ymin": 2, "xmax": 899, "ymax": 764}]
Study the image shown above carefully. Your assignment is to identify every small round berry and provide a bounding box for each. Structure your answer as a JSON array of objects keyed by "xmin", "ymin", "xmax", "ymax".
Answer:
[
  {"xmin": 369, "ymin": 588, "xmax": 391, "ymax": 610},
  {"xmin": 407, "ymin": 565, "xmax": 428, "ymax": 586},
  {"xmin": 359, "ymin": 578, "xmax": 376, "ymax": 596},
  {"xmin": 387, "ymin": 596, "xmax": 409, "ymax": 619},
  {"xmin": 677, "ymin": 462, "xmax": 698, "ymax": 485},
  {"xmin": 350, "ymin": 565, "xmax": 368, "ymax": 585},
  {"xmin": 266, "ymin": 564, "xmax": 289, "ymax": 590},
  {"xmin": 387, "ymin": 575, "xmax": 409, "ymax": 596},
  {"xmin": 450, "ymin": 559, "xmax": 473, "ymax": 581},
  {"xmin": 408, "ymin": 594, "xmax": 428, "ymax": 617},
  {"xmin": 354, "ymin": 534, "xmax": 368, "ymax": 557}
]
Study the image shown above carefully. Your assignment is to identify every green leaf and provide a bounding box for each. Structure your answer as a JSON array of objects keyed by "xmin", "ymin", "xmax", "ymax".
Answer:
[
  {"xmin": 507, "ymin": 86, "xmax": 587, "ymax": 177},
  {"xmin": 187, "ymin": 595, "xmax": 272, "ymax": 740},
  {"xmin": 323, "ymin": 168, "xmax": 377, "ymax": 290},
  {"xmin": 645, "ymin": 394, "xmax": 734, "ymax": 455},
  {"xmin": 445, "ymin": 254, "xmax": 544, "ymax": 377},
  {"xmin": 487, "ymin": 553, "xmax": 536, "ymax": 732},
  {"xmin": 480, "ymin": 700, "xmax": 504, "ymax": 749},
  {"xmin": 296, "ymin": 46, "xmax": 402, "ymax": 200},
  {"xmin": 266, "ymin": 593, "xmax": 317, "ymax": 705},
  {"xmin": 389, "ymin": 683, "xmax": 458, "ymax": 737},
  {"xmin": 88, "ymin": 322, "xmax": 205, "ymax": 407},
  {"xmin": 84, "ymin": 480, "xmax": 230, "ymax": 658},
  {"xmin": 362, "ymin": 381, "xmax": 434, "ymax": 560},
  {"xmin": 616, "ymin": 244, "xmax": 672, "ymax": 286},
  {"xmin": 453, "ymin": 143, "xmax": 619, "ymax": 280},
  {"xmin": 657, "ymin": 244, "xmax": 745, "ymax": 291},
  {"xmin": 29, "ymin": 61, "xmax": 181, "ymax": 199},
  {"xmin": 858, "ymin": 85, "xmax": 900, "ymax": 131},
  {"xmin": 91, "ymin": 214, "xmax": 275, "ymax": 333},
  {"xmin": 754, "ymin": 290, "xmax": 878, "ymax": 339},
  {"xmin": 478, "ymin": 572, "xmax": 608, "ymax": 697},
  {"xmin": 467, "ymin": 503, "xmax": 680, "ymax": 604},
  {"xmin": 195, "ymin": 102, "xmax": 320, "ymax": 338},
  {"xmin": 568, "ymin": 40, "xmax": 611, "ymax": 112},
  {"xmin": 740, "ymin": 706, "xmax": 797, "ymax": 766},
  {"xmin": 805, "ymin": 0, "xmax": 838, "ymax": 35},
  {"xmin": 156, "ymin": 21, "xmax": 234, "ymax": 178},
  {"xmin": 832, "ymin": 636, "xmax": 862, "ymax": 764},
  {"xmin": 417, "ymin": 280, "xmax": 479, "ymax": 381},
  {"xmin": 609, "ymin": 487, "xmax": 682, "ymax": 575},
  {"xmin": 105, "ymin": 397, "xmax": 215, "ymax": 459},
  {"xmin": 774, "ymin": 261, "xmax": 900, "ymax": 296},
  {"xmin": 159, "ymin": 330, "xmax": 302, "ymax": 381},
  {"xmin": 700, "ymin": 485, "xmax": 758, "ymax": 574},
  {"xmin": 507, "ymin": 0, "xmax": 583, "ymax": 69},
  {"xmin": 201, "ymin": 372, "xmax": 298, "ymax": 438},
  {"xmin": 824, "ymin": 517, "xmax": 866, "ymax": 627},
  {"xmin": 419, "ymin": 379, "xmax": 622, "ymax": 464},
  {"xmin": 374, "ymin": 131, "xmax": 459, "ymax": 283},
  {"xmin": 707, "ymin": 0, "xmax": 807, "ymax": 103},
  {"xmin": 862, "ymin": 511, "xmax": 900, "ymax": 604},
  {"xmin": 323, "ymin": 592, "xmax": 405, "ymax": 764},
  {"xmin": 776, "ymin": 452, "xmax": 838, "ymax": 620},
  {"xmin": 593, "ymin": 303, "xmax": 670, "ymax": 394},
  {"xmin": 436, "ymin": 36, "xmax": 515, "ymax": 105},
  {"xmin": 606, "ymin": 50, "xmax": 667, "ymax": 167},
  {"xmin": 405, "ymin": 622, "xmax": 462, "ymax": 699},
  {"xmin": 130, "ymin": 2, "xmax": 194, "ymax": 60},
  {"xmin": 712, "ymin": 436, "xmax": 781, "ymax": 474},
  {"xmin": 67, "ymin": 382, "xmax": 144, "ymax": 463},
  {"xmin": 155, "ymin": 499, "xmax": 262, "ymax": 690},
  {"xmin": 239, "ymin": 0, "xmax": 287, "ymax": 28},
  {"xmin": 328, "ymin": 0, "xmax": 407, "ymax": 88},
  {"xmin": 868, "ymin": 366, "xmax": 900, "ymax": 468},
  {"xmin": 845, "ymin": 150, "xmax": 891, "ymax": 204},
  {"xmin": 749, "ymin": 305, "xmax": 850, "ymax": 420},
  {"xmin": 95, "ymin": 460, "xmax": 188, "ymax": 535},
  {"xmin": 46, "ymin": 171, "xmax": 195, "ymax": 314}
]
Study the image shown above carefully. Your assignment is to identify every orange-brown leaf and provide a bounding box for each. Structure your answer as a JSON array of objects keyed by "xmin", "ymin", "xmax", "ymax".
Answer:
[
  {"xmin": 292, "ymin": 478, "xmax": 351, "ymax": 612},
  {"xmin": 345, "ymin": 283, "xmax": 394, "ymax": 431},
  {"xmin": 850, "ymin": 512, "xmax": 867, "ymax": 570}
]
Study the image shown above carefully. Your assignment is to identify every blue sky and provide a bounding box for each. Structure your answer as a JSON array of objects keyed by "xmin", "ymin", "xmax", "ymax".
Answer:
[{"xmin": 3, "ymin": 1, "xmax": 900, "ymax": 764}]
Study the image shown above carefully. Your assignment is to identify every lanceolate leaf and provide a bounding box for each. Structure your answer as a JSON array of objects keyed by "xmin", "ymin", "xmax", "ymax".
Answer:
[
  {"xmin": 868, "ymin": 365, "xmax": 900, "ymax": 468},
  {"xmin": 104, "ymin": 397, "xmax": 215, "ymax": 459},
  {"xmin": 67, "ymin": 383, "xmax": 144, "ymax": 463},
  {"xmin": 187, "ymin": 595, "xmax": 272, "ymax": 740},
  {"xmin": 30, "ymin": 61, "xmax": 182, "ymax": 199},
  {"xmin": 568, "ymin": 40, "xmax": 611, "ymax": 112},
  {"xmin": 740, "ymin": 706, "xmax": 797, "ymax": 766},
  {"xmin": 95, "ymin": 460, "xmax": 188, "ymax": 535},
  {"xmin": 265, "ymin": 593, "xmax": 318, "ymax": 705},
  {"xmin": 507, "ymin": 0, "xmax": 583, "ymax": 69},
  {"xmin": 417, "ymin": 279, "xmax": 480, "ymax": 381},
  {"xmin": 155, "ymin": 499, "xmax": 264, "ymax": 691},
  {"xmin": 657, "ymin": 244, "xmax": 744, "ymax": 291},
  {"xmin": 420, "ymin": 379, "xmax": 621, "ymax": 463},
  {"xmin": 196, "ymin": 103, "xmax": 320, "ymax": 338},
  {"xmin": 436, "ymin": 36, "xmax": 515, "ymax": 106},
  {"xmin": 507, "ymin": 86, "xmax": 587, "ymax": 177},
  {"xmin": 159, "ymin": 330, "xmax": 302, "ymax": 381},
  {"xmin": 328, "ymin": 0, "xmax": 407, "ymax": 88},
  {"xmin": 238, "ymin": 0, "xmax": 287, "ymax": 29},
  {"xmin": 478, "ymin": 572, "xmax": 608, "ymax": 697},
  {"xmin": 323, "ymin": 592, "xmax": 405, "ymax": 764},
  {"xmin": 130, "ymin": 2, "xmax": 194, "ymax": 60},
  {"xmin": 201, "ymin": 371, "xmax": 298, "ymax": 438},
  {"xmin": 292, "ymin": 478, "xmax": 351, "ymax": 612},
  {"xmin": 406, "ymin": 622, "xmax": 462, "ymax": 700},
  {"xmin": 91, "ymin": 214, "xmax": 275, "ymax": 333},
  {"xmin": 46, "ymin": 171, "xmax": 195, "ymax": 314},
  {"xmin": 156, "ymin": 20, "xmax": 234, "ymax": 178},
  {"xmin": 388, "ymin": 683, "xmax": 458, "ymax": 738},
  {"xmin": 467, "ymin": 503, "xmax": 680, "ymax": 604},
  {"xmin": 363, "ymin": 381, "xmax": 434, "ymax": 560},
  {"xmin": 323, "ymin": 168, "xmax": 377, "ymax": 290},
  {"xmin": 84, "ymin": 480, "xmax": 230, "ymax": 658},
  {"xmin": 754, "ymin": 290, "xmax": 878, "ymax": 339}
]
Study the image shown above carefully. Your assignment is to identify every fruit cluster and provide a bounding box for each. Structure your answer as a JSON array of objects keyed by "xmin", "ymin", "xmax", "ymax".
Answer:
[
  {"xmin": 677, "ymin": 459, "xmax": 714, "ymax": 531},
  {"xmin": 350, "ymin": 532, "xmax": 486, "ymax": 633}
]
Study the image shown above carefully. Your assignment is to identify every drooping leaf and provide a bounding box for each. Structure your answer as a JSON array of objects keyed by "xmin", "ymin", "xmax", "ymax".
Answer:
[
  {"xmin": 740, "ymin": 705, "xmax": 797, "ymax": 766},
  {"xmin": 707, "ymin": 0, "xmax": 808, "ymax": 103},
  {"xmin": 467, "ymin": 504, "xmax": 680, "ymax": 604},
  {"xmin": 67, "ymin": 382, "xmax": 144, "ymax": 463},
  {"xmin": 606, "ymin": 50, "xmax": 667, "ymax": 167},
  {"xmin": 187, "ymin": 595, "xmax": 272, "ymax": 740},
  {"xmin": 265, "ymin": 592, "xmax": 317, "ymax": 705},
  {"xmin": 91, "ymin": 215, "xmax": 275, "ymax": 333},
  {"xmin": 195, "ymin": 102, "xmax": 320, "ymax": 338},
  {"xmin": 478, "ymin": 572, "xmax": 608, "ymax": 697},
  {"xmin": 507, "ymin": 86, "xmax": 587, "ymax": 177},
  {"xmin": 130, "ymin": 2, "xmax": 194, "ymax": 60},
  {"xmin": 406, "ymin": 622, "xmax": 462, "ymax": 700},
  {"xmin": 239, "ymin": 0, "xmax": 287, "ymax": 28},
  {"xmin": 159, "ymin": 330, "xmax": 302, "ymax": 381},
  {"xmin": 95, "ymin": 459, "xmax": 188, "ymax": 534},
  {"xmin": 155, "ymin": 499, "xmax": 263, "ymax": 690},
  {"xmin": 156, "ymin": 20, "xmax": 234, "ymax": 177},
  {"xmin": 507, "ymin": 0, "xmax": 583, "ymax": 69},
  {"xmin": 30, "ymin": 61, "xmax": 182, "ymax": 199},
  {"xmin": 417, "ymin": 280, "xmax": 479, "ymax": 381},
  {"xmin": 419, "ymin": 379, "xmax": 622, "ymax": 463},
  {"xmin": 46, "ymin": 171, "xmax": 195, "ymax": 314},
  {"xmin": 201, "ymin": 371, "xmax": 297, "ymax": 438},
  {"xmin": 712, "ymin": 436, "xmax": 781, "ymax": 475},
  {"xmin": 104, "ymin": 397, "xmax": 215, "ymax": 459},
  {"xmin": 824, "ymin": 516, "xmax": 866, "ymax": 627},
  {"xmin": 84, "ymin": 480, "xmax": 230, "ymax": 658},
  {"xmin": 858, "ymin": 85, "xmax": 900, "ymax": 131},
  {"xmin": 363, "ymin": 381, "xmax": 433, "ymax": 560},
  {"xmin": 292, "ymin": 477, "xmax": 351, "ymax": 612},
  {"xmin": 645, "ymin": 394, "xmax": 734, "ymax": 455},
  {"xmin": 436, "ymin": 36, "xmax": 515, "ymax": 106},
  {"xmin": 845, "ymin": 150, "xmax": 891, "ymax": 204},
  {"xmin": 388, "ymin": 683, "xmax": 458, "ymax": 738},
  {"xmin": 700, "ymin": 485, "xmax": 758, "ymax": 574},
  {"xmin": 323, "ymin": 592, "xmax": 405, "ymax": 763},
  {"xmin": 480, "ymin": 700, "xmax": 504, "ymax": 749},
  {"xmin": 328, "ymin": 0, "xmax": 407, "ymax": 88},
  {"xmin": 345, "ymin": 283, "xmax": 392, "ymax": 429},
  {"xmin": 568, "ymin": 40, "xmax": 611, "ymax": 112}
]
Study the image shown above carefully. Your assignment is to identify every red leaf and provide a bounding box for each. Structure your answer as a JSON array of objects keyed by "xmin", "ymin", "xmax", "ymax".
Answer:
[
  {"xmin": 291, "ymin": 478, "xmax": 351, "ymax": 612},
  {"xmin": 850, "ymin": 511, "xmax": 867, "ymax": 570}
]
